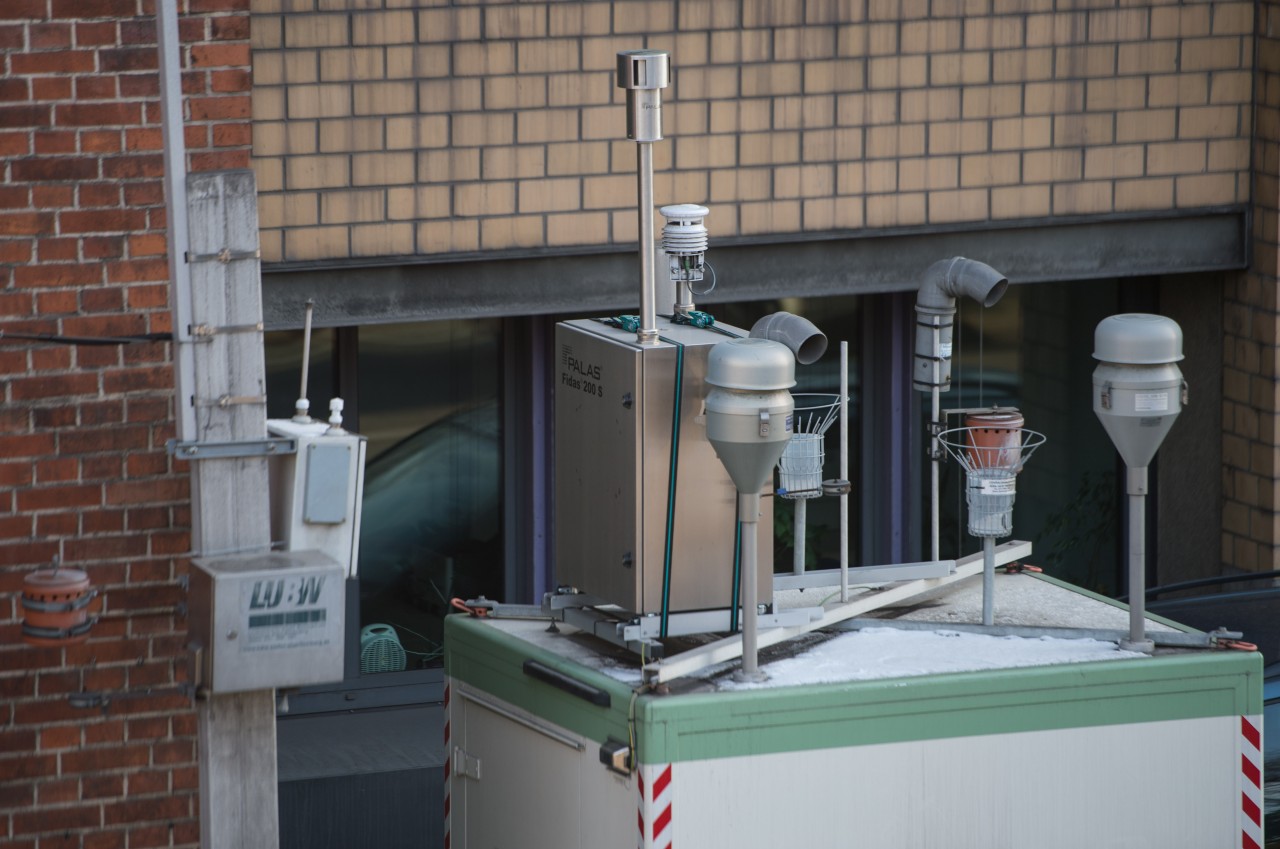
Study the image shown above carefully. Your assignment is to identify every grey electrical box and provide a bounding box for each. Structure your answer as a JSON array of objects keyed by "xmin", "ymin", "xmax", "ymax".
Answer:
[
  {"xmin": 554, "ymin": 317, "xmax": 772, "ymax": 615},
  {"xmin": 304, "ymin": 442, "xmax": 352, "ymax": 524},
  {"xmin": 188, "ymin": 549, "xmax": 345, "ymax": 693}
]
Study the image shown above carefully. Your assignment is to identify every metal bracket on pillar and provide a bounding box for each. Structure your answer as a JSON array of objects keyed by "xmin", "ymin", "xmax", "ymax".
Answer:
[
  {"xmin": 194, "ymin": 394, "xmax": 267, "ymax": 409},
  {"xmin": 166, "ymin": 438, "xmax": 297, "ymax": 460},
  {"xmin": 185, "ymin": 248, "xmax": 262, "ymax": 264},
  {"xmin": 190, "ymin": 322, "xmax": 264, "ymax": 340}
]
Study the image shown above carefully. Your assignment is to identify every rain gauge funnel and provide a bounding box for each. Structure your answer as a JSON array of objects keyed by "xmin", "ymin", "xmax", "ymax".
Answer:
[
  {"xmin": 938, "ymin": 423, "xmax": 1044, "ymax": 626},
  {"xmin": 705, "ymin": 337, "xmax": 795, "ymax": 681},
  {"xmin": 1092, "ymin": 314, "xmax": 1186, "ymax": 652}
]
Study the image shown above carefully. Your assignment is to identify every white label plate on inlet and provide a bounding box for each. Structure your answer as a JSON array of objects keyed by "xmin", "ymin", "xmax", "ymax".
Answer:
[{"xmin": 1134, "ymin": 392, "xmax": 1169, "ymax": 413}]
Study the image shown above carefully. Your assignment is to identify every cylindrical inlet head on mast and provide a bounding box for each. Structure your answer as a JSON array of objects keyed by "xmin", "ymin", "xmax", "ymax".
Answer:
[{"xmin": 616, "ymin": 50, "xmax": 670, "ymax": 142}]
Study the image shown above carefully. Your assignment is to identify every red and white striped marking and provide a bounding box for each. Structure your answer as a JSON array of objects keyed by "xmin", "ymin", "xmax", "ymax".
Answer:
[
  {"xmin": 444, "ymin": 682, "xmax": 452, "ymax": 849},
  {"xmin": 1242, "ymin": 714, "xmax": 1263, "ymax": 849},
  {"xmin": 638, "ymin": 763, "xmax": 673, "ymax": 849}
]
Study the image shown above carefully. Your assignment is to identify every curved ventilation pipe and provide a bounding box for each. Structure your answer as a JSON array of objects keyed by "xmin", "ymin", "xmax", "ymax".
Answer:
[
  {"xmin": 913, "ymin": 257, "xmax": 1008, "ymax": 392},
  {"xmin": 749, "ymin": 312, "xmax": 828, "ymax": 366}
]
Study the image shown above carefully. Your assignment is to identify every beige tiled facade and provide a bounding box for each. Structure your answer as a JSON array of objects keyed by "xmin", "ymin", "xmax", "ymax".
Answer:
[
  {"xmin": 251, "ymin": 0, "xmax": 1253, "ymax": 263},
  {"xmin": 250, "ymin": 0, "xmax": 1280, "ymax": 577}
]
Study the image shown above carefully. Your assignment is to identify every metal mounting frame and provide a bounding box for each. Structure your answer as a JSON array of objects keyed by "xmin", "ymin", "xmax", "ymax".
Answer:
[
  {"xmin": 830, "ymin": 617, "xmax": 1243, "ymax": 649},
  {"xmin": 640, "ymin": 540, "xmax": 1032, "ymax": 684},
  {"xmin": 773, "ymin": 560, "xmax": 954, "ymax": 591}
]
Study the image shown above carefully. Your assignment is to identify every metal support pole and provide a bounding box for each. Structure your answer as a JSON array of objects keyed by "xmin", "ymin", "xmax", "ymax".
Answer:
[
  {"xmin": 1122, "ymin": 466, "xmax": 1154, "ymax": 653},
  {"xmin": 982, "ymin": 536, "xmax": 996, "ymax": 626},
  {"xmin": 158, "ymin": 0, "xmax": 195, "ymax": 442},
  {"xmin": 735, "ymin": 492, "xmax": 766, "ymax": 682},
  {"xmin": 636, "ymin": 143, "xmax": 657, "ymax": 345},
  {"xmin": 840, "ymin": 340, "xmax": 849, "ymax": 602},
  {"xmin": 793, "ymin": 498, "xmax": 806, "ymax": 575},
  {"xmin": 930, "ymin": 319, "xmax": 941, "ymax": 564}
]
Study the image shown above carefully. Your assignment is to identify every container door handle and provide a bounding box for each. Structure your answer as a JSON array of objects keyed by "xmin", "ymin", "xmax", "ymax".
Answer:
[{"xmin": 522, "ymin": 660, "xmax": 611, "ymax": 707}]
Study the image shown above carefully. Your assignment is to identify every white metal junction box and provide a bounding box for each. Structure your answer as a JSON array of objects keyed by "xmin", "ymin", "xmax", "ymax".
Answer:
[
  {"xmin": 188, "ymin": 549, "xmax": 345, "ymax": 693},
  {"xmin": 267, "ymin": 418, "xmax": 367, "ymax": 578}
]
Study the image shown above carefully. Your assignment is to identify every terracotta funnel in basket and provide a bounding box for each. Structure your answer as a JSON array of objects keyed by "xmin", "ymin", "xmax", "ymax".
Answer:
[{"xmin": 963, "ymin": 410, "xmax": 1025, "ymax": 471}]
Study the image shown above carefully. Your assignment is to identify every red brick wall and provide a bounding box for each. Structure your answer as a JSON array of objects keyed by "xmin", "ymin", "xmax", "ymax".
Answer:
[{"xmin": 0, "ymin": 2, "xmax": 250, "ymax": 846}]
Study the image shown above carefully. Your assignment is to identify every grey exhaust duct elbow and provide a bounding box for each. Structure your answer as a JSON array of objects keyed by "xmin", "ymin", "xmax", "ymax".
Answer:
[
  {"xmin": 749, "ymin": 312, "xmax": 828, "ymax": 366},
  {"xmin": 913, "ymin": 257, "xmax": 1008, "ymax": 392}
]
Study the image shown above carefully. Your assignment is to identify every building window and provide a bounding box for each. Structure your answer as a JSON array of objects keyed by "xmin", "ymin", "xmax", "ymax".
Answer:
[
  {"xmin": 265, "ymin": 319, "xmax": 505, "ymax": 674},
  {"xmin": 357, "ymin": 320, "xmax": 504, "ymax": 670}
]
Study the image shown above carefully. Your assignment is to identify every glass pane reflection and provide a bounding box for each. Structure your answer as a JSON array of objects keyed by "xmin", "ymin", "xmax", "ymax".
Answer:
[{"xmin": 357, "ymin": 321, "xmax": 504, "ymax": 671}]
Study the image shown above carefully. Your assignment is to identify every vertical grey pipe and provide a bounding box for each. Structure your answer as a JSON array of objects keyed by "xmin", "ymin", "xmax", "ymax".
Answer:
[
  {"xmin": 637, "ymin": 144, "xmax": 657, "ymax": 343},
  {"xmin": 158, "ymin": 0, "xmax": 195, "ymax": 442},
  {"xmin": 737, "ymin": 492, "xmax": 765, "ymax": 681},
  {"xmin": 793, "ymin": 498, "xmax": 806, "ymax": 575},
  {"xmin": 982, "ymin": 536, "xmax": 995, "ymax": 626},
  {"xmin": 840, "ymin": 341, "xmax": 849, "ymax": 603},
  {"xmin": 931, "ymin": 367, "xmax": 941, "ymax": 564},
  {"xmin": 914, "ymin": 258, "xmax": 1008, "ymax": 563},
  {"xmin": 1122, "ymin": 466, "xmax": 1154, "ymax": 652}
]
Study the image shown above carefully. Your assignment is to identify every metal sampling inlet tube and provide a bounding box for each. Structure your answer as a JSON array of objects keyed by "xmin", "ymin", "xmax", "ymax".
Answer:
[
  {"xmin": 637, "ymin": 143, "xmax": 656, "ymax": 343},
  {"xmin": 616, "ymin": 50, "xmax": 670, "ymax": 346}
]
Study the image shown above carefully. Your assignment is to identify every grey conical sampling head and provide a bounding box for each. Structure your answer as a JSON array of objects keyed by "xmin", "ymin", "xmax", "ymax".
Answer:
[
  {"xmin": 1092, "ymin": 314, "xmax": 1185, "ymax": 469},
  {"xmin": 704, "ymin": 338, "xmax": 795, "ymax": 494}
]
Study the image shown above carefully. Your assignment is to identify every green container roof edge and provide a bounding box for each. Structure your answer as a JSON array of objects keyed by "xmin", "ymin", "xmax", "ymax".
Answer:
[
  {"xmin": 445, "ymin": 615, "xmax": 1262, "ymax": 765},
  {"xmin": 445, "ymin": 615, "xmax": 636, "ymax": 745}
]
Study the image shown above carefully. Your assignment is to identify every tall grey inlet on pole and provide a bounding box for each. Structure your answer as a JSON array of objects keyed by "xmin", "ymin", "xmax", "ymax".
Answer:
[
  {"xmin": 1092, "ymin": 314, "xmax": 1186, "ymax": 653},
  {"xmin": 616, "ymin": 49, "xmax": 669, "ymax": 345},
  {"xmin": 704, "ymin": 338, "xmax": 795, "ymax": 682},
  {"xmin": 913, "ymin": 258, "xmax": 1009, "ymax": 564}
]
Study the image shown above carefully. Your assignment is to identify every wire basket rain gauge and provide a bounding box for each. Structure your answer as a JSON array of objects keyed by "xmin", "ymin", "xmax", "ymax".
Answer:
[
  {"xmin": 777, "ymin": 394, "xmax": 842, "ymax": 500},
  {"xmin": 776, "ymin": 393, "xmax": 842, "ymax": 578},
  {"xmin": 937, "ymin": 422, "xmax": 1045, "ymax": 626},
  {"xmin": 937, "ymin": 425, "xmax": 1045, "ymax": 538}
]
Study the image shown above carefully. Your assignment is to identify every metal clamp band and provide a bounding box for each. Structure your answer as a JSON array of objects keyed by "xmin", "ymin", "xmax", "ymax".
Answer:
[
  {"xmin": 190, "ymin": 322, "xmax": 264, "ymax": 338},
  {"xmin": 185, "ymin": 248, "xmax": 261, "ymax": 264},
  {"xmin": 194, "ymin": 394, "xmax": 267, "ymax": 408},
  {"xmin": 21, "ymin": 589, "xmax": 98, "ymax": 613},
  {"xmin": 22, "ymin": 619, "xmax": 96, "ymax": 640}
]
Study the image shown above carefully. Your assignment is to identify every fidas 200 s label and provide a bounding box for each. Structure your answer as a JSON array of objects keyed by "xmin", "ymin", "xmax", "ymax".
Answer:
[{"xmin": 560, "ymin": 344, "xmax": 605, "ymax": 398}]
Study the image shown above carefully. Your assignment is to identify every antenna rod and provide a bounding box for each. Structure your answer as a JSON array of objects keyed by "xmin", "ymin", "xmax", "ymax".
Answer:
[{"xmin": 294, "ymin": 299, "xmax": 314, "ymax": 422}]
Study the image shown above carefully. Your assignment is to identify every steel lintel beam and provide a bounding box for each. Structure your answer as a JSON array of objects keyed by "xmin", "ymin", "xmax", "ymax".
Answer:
[{"xmin": 261, "ymin": 211, "xmax": 1246, "ymax": 329}]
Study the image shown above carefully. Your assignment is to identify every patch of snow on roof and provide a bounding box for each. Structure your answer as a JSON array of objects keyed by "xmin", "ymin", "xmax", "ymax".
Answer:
[{"xmin": 718, "ymin": 626, "xmax": 1147, "ymax": 690}]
